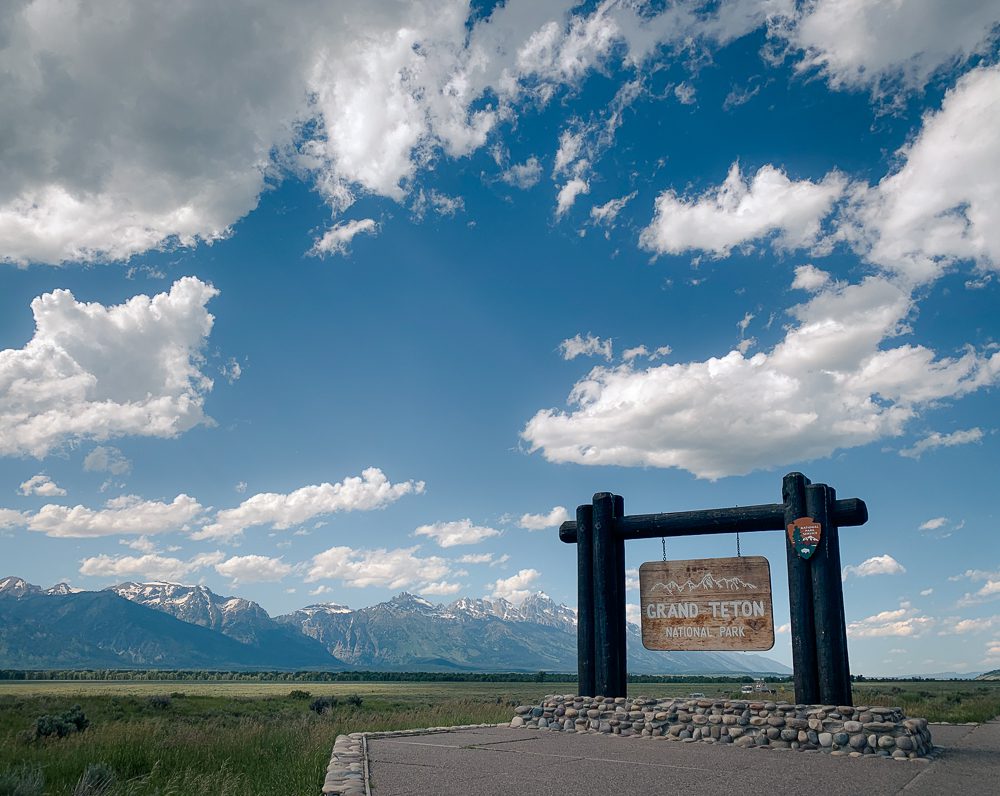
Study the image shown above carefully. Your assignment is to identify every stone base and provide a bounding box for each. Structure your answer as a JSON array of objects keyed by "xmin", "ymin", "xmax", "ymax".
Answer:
[{"xmin": 509, "ymin": 694, "xmax": 934, "ymax": 758}]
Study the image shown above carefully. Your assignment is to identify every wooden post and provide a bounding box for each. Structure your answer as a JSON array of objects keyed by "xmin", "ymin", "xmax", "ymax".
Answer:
[
  {"xmin": 576, "ymin": 503, "xmax": 595, "ymax": 697},
  {"xmin": 827, "ymin": 486, "xmax": 853, "ymax": 704},
  {"xmin": 592, "ymin": 492, "xmax": 620, "ymax": 696},
  {"xmin": 613, "ymin": 494, "xmax": 627, "ymax": 697},
  {"xmin": 808, "ymin": 484, "xmax": 852, "ymax": 705},
  {"xmin": 783, "ymin": 472, "xmax": 819, "ymax": 704}
]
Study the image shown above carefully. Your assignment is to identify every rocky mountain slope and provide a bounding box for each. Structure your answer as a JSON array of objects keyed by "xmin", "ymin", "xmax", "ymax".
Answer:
[
  {"xmin": 104, "ymin": 581, "xmax": 336, "ymax": 665},
  {"xmin": 277, "ymin": 591, "xmax": 790, "ymax": 674},
  {"xmin": 1, "ymin": 576, "xmax": 790, "ymax": 674}
]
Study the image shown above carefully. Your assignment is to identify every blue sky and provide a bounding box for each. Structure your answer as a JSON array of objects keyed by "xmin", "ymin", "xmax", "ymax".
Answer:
[{"xmin": 1, "ymin": 1, "xmax": 999, "ymax": 676}]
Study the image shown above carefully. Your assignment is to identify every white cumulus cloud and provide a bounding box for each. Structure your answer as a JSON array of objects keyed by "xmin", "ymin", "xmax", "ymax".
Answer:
[
  {"xmin": 0, "ymin": 1, "xmax": 800, "ymax": 266},
  {"xmin": 305, "ymin": 545, "xmax": 451, "ymax": 589},
  {"xmin": 639, "ymin": 163, "xmax": 847, "ymax": 258},
  {"xmin": 525, "ymin": 274, "xmax": 1000, "ymax": 478},
  {"xmin": 518, "ymin": 506, "xmax": 570, "ymax": 530},
  {"xmin": 939, "ymin": 615, "xmax": 999, "ymax": 635},
  {"xmin": 0, "ymin": 509, "xmax": 28, "ymax": 529},
  {"xmin": 778, "ymin": 0, "xmax": 1000, "ymax": 96},
  {"xmin": 842, "ymin": 554, "xmax": 906, "ymax": 580},
  {"xmin": 18, "ymin": 474, "xmax": 66, "ymax": 497},
  {"xmin": 28, "ymin": 494, "xmax": 203, "ymax": 538},
  {"xmin": 791, "ymin": 264, "xmax": 832, "ymax": 292},
  {"xmin": 195, "ymin": 467, "xmax": 424, "ymax": 540},
  {"xmin": 489, "ymin": 568, "xmax": 541, "ymax": 604},
  {"xmin": 0, "ymin": 277, "xmax": 217, "ymax": 458},
  {"xmin": 847, "ymin": 606, "xmax": 934, "ymax": 638},
  {"xmin": 844, "ymin": 64, "xmax": 1000, "ymax": 283},
  {"xmin": 214, "ymin": 554, "xmax": 294, "ymax": 583},
  {"xmin": 79, "ymin": 550, "xmax": 224, "ymax": 582},
  {"xmin": 413, "ymin": 519, "xmax": 501, "ymax": 548}
]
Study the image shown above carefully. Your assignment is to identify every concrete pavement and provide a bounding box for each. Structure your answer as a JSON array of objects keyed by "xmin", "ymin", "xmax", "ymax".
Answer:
[{"xmin": 361, "ymin": 720, "xmax": 1000, "ymax": 795}]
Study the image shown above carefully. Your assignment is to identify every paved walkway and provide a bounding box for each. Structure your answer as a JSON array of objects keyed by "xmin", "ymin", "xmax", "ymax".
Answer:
[{"xmin": 363, "ymin": 720, "xmax": 1000, "ymax": 795}]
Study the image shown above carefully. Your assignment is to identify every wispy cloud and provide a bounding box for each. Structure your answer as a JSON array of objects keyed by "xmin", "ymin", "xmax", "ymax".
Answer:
[
  {"xmin": 558, "ymin": 333, "xmax": 612, "ymax": 361},
  {"xmin": 900, "ymin": 428, "xmax": 984, "ymax": 459}
]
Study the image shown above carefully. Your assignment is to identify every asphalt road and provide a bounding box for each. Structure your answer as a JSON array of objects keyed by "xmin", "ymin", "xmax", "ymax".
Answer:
[{"xmin": 364, "ymin": 720, "xmax": 999, "ymax": 795}]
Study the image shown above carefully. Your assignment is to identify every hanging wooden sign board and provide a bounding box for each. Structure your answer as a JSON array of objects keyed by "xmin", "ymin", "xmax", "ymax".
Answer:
[{"xmin": 639, "ymin": 556, "xmax": 775, "ymax": 651}]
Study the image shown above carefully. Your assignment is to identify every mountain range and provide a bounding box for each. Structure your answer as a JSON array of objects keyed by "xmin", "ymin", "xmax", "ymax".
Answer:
[{"xmin": 0, "ymin": 576, "xmax": 790, "ymax": 674}]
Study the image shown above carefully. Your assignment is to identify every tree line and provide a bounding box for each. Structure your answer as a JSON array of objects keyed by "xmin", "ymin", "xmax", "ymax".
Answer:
[{"xmin": 0, "ymin": 669, "xmax": 795, "ymax": 683}]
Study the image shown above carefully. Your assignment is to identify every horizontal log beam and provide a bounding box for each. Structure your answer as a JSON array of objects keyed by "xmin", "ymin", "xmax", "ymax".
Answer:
[{"xmin": 558, "ymin": 497, "xmax": 867, "ymax": 544}]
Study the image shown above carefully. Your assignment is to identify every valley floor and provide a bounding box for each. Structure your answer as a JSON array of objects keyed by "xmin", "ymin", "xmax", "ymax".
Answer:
[{"xmin": 1, "ymin": 680, "xmax": 997, "ymax": 795}]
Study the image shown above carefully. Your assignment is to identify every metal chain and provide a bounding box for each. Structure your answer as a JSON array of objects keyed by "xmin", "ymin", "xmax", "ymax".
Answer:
[
  {"xmin": 661, "ymin": 537, "xmax": 667, "ymax": 561},
  {"xmin": 735, "ymin": 504, "xmax": 742, "ymax": 557}
]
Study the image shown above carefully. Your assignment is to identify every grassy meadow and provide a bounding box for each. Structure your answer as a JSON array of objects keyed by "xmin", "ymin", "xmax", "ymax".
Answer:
[{"xmin": 0, "ymin": 678, "xmax": 997, "ymax": 795}]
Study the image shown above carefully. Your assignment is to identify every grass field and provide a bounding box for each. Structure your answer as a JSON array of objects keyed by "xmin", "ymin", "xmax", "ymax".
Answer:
[{"xmin": 1, "ymin": 679, "xmax": 997, "ymax": 795}]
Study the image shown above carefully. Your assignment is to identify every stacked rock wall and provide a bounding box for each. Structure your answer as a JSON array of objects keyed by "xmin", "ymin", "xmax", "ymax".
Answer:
[{"xmin": 510, "ymin": 695, "xmax": 933, "ymax": 758}]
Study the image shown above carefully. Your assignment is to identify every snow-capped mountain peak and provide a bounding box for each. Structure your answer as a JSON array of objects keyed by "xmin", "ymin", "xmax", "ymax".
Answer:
[
  {"xmin": 44, "ymin": 582, "xmax": 81, "ymax": 595},
  {"xmin": 0, "ymin": 576, "xmax": 41, "ymax": 597}
]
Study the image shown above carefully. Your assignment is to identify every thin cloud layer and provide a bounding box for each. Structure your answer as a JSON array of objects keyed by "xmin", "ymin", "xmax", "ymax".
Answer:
[
  {"xmin": 83, "ymin": 447, "xmax": 133, "ymax": 476},
  {"xmin": 0, "ymin": 277, "xmax": 218, "ymax": 457}
]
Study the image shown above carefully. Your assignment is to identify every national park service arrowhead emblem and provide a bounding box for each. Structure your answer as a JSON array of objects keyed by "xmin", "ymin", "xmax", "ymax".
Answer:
[{"xmin": 787, "ymin": 517, "xmax": 822, "ymax": 560}]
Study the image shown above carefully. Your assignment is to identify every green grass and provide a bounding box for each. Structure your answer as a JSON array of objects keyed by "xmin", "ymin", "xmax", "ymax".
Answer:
[
  {"xmin": 1, "ymin": 679, "xmax": 997, "ymax": 794},
  {"xmin": 0, "ymin": 683, "xmax": 553, "ymax": 795},
  {"xmin": 851, "ymin": 680, "xmax": 1000, "ymax": 724}
]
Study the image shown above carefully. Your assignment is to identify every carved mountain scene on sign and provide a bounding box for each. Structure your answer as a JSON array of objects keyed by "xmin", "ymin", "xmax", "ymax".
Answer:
[{"xmin": 650, "ymin": 572, "xmax": 758, "ymax": 595}]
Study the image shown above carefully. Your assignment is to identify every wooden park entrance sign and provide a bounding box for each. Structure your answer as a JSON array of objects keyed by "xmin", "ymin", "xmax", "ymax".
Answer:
[
  {"xmin": 639, "ymin": 556, "xmax": 774, "ymax": 651},
  {"xmin": 559, "ymin": 472, "xmax": 867, "ymax": 705}
]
